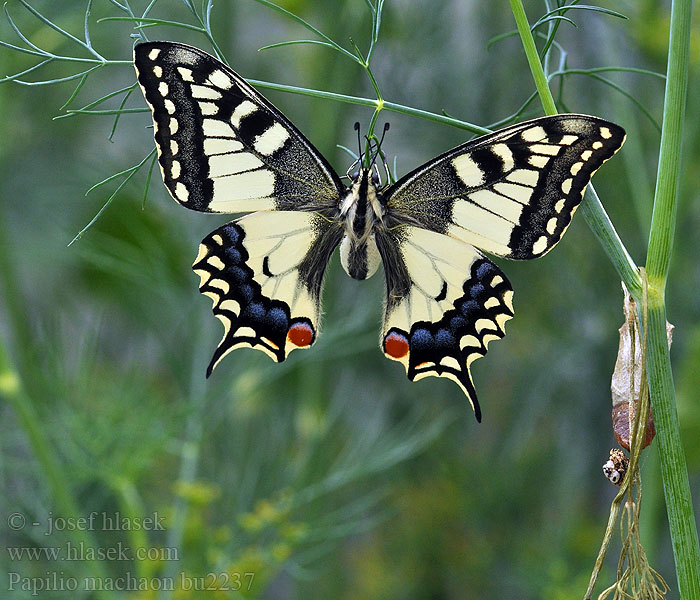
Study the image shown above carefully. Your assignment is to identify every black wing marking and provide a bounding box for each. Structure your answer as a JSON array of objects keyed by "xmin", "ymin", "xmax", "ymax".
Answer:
[
  {"xmin": 383, "ymin": 114, "xmax": 625, "ymax": 259},
  {"xmin": 134, "ymin": 41, "xmax": 344, "ymax": 214}
]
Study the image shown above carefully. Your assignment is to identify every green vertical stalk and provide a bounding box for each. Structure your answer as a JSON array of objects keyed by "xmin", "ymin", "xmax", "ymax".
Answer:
[
  {"xmin": 646, "ymin": 0, "xmax": 689, "ymax": 288},
  {"xmin": 509, "ymin": 0, "xmax": 700, "ymax": 595},
  {"xmin": 644, "ymin": 0, "xmax": 700, "ymax": 595}
]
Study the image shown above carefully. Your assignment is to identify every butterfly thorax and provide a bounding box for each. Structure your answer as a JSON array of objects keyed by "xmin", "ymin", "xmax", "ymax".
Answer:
[{"xmin": 339, "ymin": 168, "xmax": 384, "ymax": 281}]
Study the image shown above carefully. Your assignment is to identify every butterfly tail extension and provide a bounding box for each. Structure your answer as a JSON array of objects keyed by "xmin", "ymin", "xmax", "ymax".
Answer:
[{"xmin": 378, "ymin": 227, "xmax": 514, "ymax": 420}]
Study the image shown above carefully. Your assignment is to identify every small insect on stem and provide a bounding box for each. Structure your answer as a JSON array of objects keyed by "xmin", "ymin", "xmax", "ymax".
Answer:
[{"xmin": 602, "ymin": 448, "xmax": 629, "ymax": 485}]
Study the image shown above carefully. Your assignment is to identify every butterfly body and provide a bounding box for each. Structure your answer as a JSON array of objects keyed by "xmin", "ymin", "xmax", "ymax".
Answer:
[
  {"xmin": 338, "ymin": 167, "xmax": 385, "ymax": 280},
  {"xmin": 134, "ymin": 41, "xmax": 625, "ymax": 420}
]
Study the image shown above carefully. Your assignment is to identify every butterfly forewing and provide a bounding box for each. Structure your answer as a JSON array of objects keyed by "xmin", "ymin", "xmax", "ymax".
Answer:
[
  {"xmin": 134, "ymin": 42, "xmax": 344, "ymax": 214},
  {"xmin": 384, "ymin": 115, "xmax": 625, "ymax": 259}
]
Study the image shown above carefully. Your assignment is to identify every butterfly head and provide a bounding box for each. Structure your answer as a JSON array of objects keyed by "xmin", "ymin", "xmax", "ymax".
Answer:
[{"xmin": 345, "ymin": 122, "xmax": 391, "ymax": 190}]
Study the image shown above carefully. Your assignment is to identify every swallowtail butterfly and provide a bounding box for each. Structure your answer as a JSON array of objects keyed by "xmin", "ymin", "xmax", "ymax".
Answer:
[{"xmin": 134, "ymin": 41, "xmax": 625, "ymax": 420}]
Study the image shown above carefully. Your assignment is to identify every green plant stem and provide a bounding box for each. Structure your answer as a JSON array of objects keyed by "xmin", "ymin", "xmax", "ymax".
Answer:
[
  {"xmin": 508, "ymin": 0, "xmax": 642, "ymax": 299},
  {"xmin": 647, "ymin": 2, "xmax": 689, "ymax": 288},
  {"xmin": 248, "ymin": 78, "xmax": 490, "ymax": 135},
  {"xmin": 510, "ymin": 0, "xmax": 557, "ymax": 116},
  {"xmin": 579, "ymin": 187, "xmax": 642, "ymax": 299},
  {"xmin": 644, "ymin": 0, "xmax": 700, "ymax": 594},
  {"xmin": 647, "ymin": 297, "xmax": 700, "ymax": 597}
]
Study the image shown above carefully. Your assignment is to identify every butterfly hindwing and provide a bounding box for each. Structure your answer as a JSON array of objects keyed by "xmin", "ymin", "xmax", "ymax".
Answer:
[
  {"xmin": 193, "ymin": 211, "xmax": 343, "ymax": 374},
  {"xmin": 376, "ymin": 226, "xmax": 514, "ymax": 420},
  {"xmin": 384, "ymin": 115, "xmax": 625, "ymax": 260},
  {"xmin": 134, "ymin": 41, "xmax": 343, "ymax": 214}
]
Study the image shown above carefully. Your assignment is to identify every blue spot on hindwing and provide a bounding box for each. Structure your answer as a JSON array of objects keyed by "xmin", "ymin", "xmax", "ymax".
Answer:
[
  {"xmin": 411, "ymin": 328, "xmax": 433, "ymax": 350},
  {"xmin": 435, "ymin": 328, "xmax": 456, "ymax": 347},
  {"xmin": 469, "ymin": 283, "xmax": 486, "ymax": 300},
  {"xmin": 475, "ymin": 261, "xmax": 494, "ymax": 280}
]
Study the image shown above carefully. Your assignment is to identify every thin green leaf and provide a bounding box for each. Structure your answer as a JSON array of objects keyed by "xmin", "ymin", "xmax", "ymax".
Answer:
[
  {"xmin": 141, "ymin": 0, "xmax": 160, "ymax": 18},
  {"xmin": 0, "ymin": 58, "xmax": 52, "ymax": 84},
  {"xmin": 549, "ymin": 69, "xmax": 662, "ymax": 131},
  {"xmin": 258, "ymin": 39, "xmax": 339, "ymax": 52},
  {"xmin": 63, "ymin": 108, "xmax": 149, "ymax": 116},
  {"xmin": 69, "ymin": 150, "xmax": 157, "ymax": 246},
  {"xmin": 349, "ymin": 37, "xmax": 367, "ymax": 64},
  {"xmin": 246, "ymin": 77, "xmax": 487, "ymax": 135},
  {"xmin": 59, "ymin": 65, "xmax": 102, "ymax": 110},
  {"xmin": 571, "ymin": 65, "xmax": 665, "ymax": 79},
  {"xmin": 141, "ymin": 152, "xmax": 158, "ymax": 209},
  {"xmin": 180, "ymin": 0, "xmax": 197, "ymax": 16},
  {"xmin": 109, "ymin": 86, "xmax": 136, "ymax": 141},
  {"xmin": 367, "ymin": 0, "xmax": 385, "ymax": 62},
  {"xmin": 532, "ymin": 15, "xmax": 578, "ymax": 30},
  {"xmin": 538, "ymin": 4, "xmax": 628, "ymax": 22},
  {"xmin": 249, "ymin": 0, "xmax": 359, "ymax": 63},
  {"xmin": 85, "ymin": 163, "xmax": 141, "ymax": 197},
  {"xmin": 486, "ymin": 30, "xmax": 518, "ymax": 50},
  {"xmin": 382, "ymin": 99, "xmax": 488, "ymax": 135},
  {"xmin": 55, "ymin": 83, "xmax": 139, "ymax": 119},
  {"xmin": 17, "ymin": 0, "xmax": 105, "ymax": 60},
  {"xmin": 96, "ymin": 16, "xmax": 205, "ymax": 33},
  {"xmin": 14, "ymin": 69, "xmax": 99, "ymax": 86},
  {"xmin": 205, "ymin": 0, "xmax": 215, "ymax": 30},
  {"xmin": 486, "ymin": 90, "xmax": 539, "ymax": 129},
  {"xmin": 336, "ymin": 144, "xmax": 358, "ymax": 161},
  {"xmin": 0, "ymin": 39, "xmax": 116, "ymax": 65},
  {"xmin": 538, "ymin": 19, "xmax": 563, "ymax": 62},
  {"xmin": 247, "ymin": 77, "xmax": 376, "ymax": 106},
  {"xmin": 535, "ymin": 30, "xmax": 567, "ymax": 66},
  {"xmin": 0, "ymin": 38, "xmax": 46, "ymax": 57},
  {"xmin": 374, "ymin": 0, "xmax": 385, "ymax": 39},
  {"xmin": 4, "ymin": 3, "xmax": 48, "ymax": 55},
  {"xmin": 107, "ymin": 0, "xmax": 129, "ymax": 10},
  {"xmin": 84, "ymin": 0, "xmax": 94, "ymax": 48}
]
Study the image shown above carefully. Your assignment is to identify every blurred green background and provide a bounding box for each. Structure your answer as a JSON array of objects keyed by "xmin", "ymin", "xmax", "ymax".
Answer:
[{"xmin": 1, "ymin": 1, "xmax": 699, "ymax": 598}]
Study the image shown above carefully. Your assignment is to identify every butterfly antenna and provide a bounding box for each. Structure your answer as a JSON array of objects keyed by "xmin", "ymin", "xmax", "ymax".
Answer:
[
  {"xmin": 354, "ymin": 122, "xmax": 362, "ymax": 161},
  {"xmin": 369, "ymin": 122, "xmax": 391, "ymax": 170}
]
